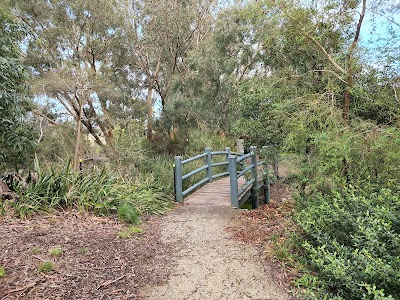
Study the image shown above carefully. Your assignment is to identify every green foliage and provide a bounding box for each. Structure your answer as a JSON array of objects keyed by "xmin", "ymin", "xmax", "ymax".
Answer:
[
  {"xmin": 117, "ymin": 226, "xmax": 144, "ymax": 238},
  {"xmin": 38, "ymin": 261, "xmax": 55, "ymax": 273},
  {"xmin": 48, "ymin": 247, "xmax": 63, "ymax": 257},
  {"xmin": 35, "ymin": 123, "xmax": 78, "ymax": 165},
  {"xmin": 287, "ymin": 116, "xmax": 400, "ymax": 194},
  {"xmin": 79, "ymin": 247, "xmax": 88, "ymax": 254},
  {"xmin": 132, "ymin": 154, "xmax": 175, "ymax": 195},
  {"xmin": 9, "ymin": 160, "xmax": 174, "ymax": 220},
  {"xmin": 118, "ymin": 203, "xmax": 140, "ymax": 225},
  {"xmin": 294, "ymin": 188, "xmax": 400, "ymax": 299},
  {"xmin": 230, "ymin": 78, "xmax": 290, "ymax": 153},
  {"xmin": 0, "ymin": 266, "xmax": 6, "ymax": 278},
  {"xmin": 0, "ymin": 4, "xmax": 36, "ymax": 171},
  {"xmin": 281, "ymin": 100, "xmax": 400, "ymax": 298},
  {"xmin": 31, "ymin": 247, "xmax": 42, "ymax": 254},
  {"xmin": 184, "ymin": 130, "xmax": 235, "ymax": 157}
]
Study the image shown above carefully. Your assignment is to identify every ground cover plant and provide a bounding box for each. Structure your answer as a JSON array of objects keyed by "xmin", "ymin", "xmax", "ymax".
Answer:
[
  {"xmin": 294, "ymin": 187, "xmax": 400, "ymax": 299},
  {"xmin": 38, "ymin": 261, "xmax": 55, "ymax": 273},
  {"xmin": 4, "ymin": 159, "xmax": 174, "ymax": 224}
]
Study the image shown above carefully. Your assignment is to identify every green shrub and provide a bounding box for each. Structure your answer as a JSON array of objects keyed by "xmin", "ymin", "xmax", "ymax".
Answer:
[
  {"xmin": 117, "ymin": 226, "xmax": 144, "ymax": 238},
  {"xmin": 48, "ymin": 247, "xmax": 63, "ymax": 257},
  {"xmin": 118, "ymin": 203, "xmax": 140, "ymax": 224},
  {"xmin": 10, "ymin": 160, "xmax": 174, "ymax": 220},
  {"xmin": 38, "ymin": 261, "xmax": 55, "ymax": 273},
  {"xmin": 0, "ymin": 266, "xmax": 6, "ymax": 278},
  {"xmin": 79, "ymin": 247, "xmax": 88, "ymax": 254},
  {"xmin": 294, "ymin": 188, "xmax": 400, "ymax": 299}
]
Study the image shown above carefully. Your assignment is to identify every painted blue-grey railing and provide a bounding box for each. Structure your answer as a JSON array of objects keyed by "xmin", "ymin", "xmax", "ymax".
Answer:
[
  {"xmin": 174, "ymin": 146, "xmax": 270, "ymax": 208},
  {"xmin": 228, "ymin": 146, "xmax": 270, "ymax": 208},
  {"xmin": 174, "ymin": 147, "xmax": 232, "ymax": 203}
]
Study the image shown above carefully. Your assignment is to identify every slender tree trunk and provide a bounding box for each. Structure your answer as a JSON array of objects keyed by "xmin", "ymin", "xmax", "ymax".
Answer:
[
  {"xmin": 343, "ymin": 0, "xmax": 366, "ymax": 123},
  {"xmin": 146, "ymin": 86, "xmax": 153, "ymax": 140},
  {"xmin": 73, "ymin": 101, "xmax": 83, "ymax": 172}
]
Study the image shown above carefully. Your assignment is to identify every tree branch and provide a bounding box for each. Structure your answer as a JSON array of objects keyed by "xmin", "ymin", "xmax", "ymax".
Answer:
[
  {"xmin": 272, "ymin": 1, "xmax": 347, "ymax": 76},
  {"xmin": 305, "ymin": 34, "xmax": 347, "ymax": 76},
  {"xmin": 366, "ymin": 7, "xmax": 400, "ymax": 28},
  {"xmin": 393, "ymin": 84, "xmax": 399, "ymax": 103},
  {"xmin": 291, "ymin": 69, "xmax": 347, "ymax": 84},
  {"xmin": 348, "ymin": 0, "xmax": 367, "ymax": 54},
  {"xmin": 32, "ymin": 110, "xmax": 58, "ymax": 126}
]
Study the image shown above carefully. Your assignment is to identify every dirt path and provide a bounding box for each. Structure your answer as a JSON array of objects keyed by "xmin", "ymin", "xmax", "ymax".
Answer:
[{"xmin": 142, "ymin": 177, "xmax": 290, "ymax": 300}]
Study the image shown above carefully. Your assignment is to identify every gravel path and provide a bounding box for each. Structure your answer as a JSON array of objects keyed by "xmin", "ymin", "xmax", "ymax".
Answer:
[{"xmin": 142, "ymin": 178, "xmax": 290, "ymax": 300}]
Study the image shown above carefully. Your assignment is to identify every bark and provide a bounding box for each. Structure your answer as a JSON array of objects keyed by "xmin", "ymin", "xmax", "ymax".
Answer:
[
  {"xmin": 73, "ymin": 100, "xmax": 83, "ymax": 172},
  {"xmin": 343, "ymin": 0, "xmax": 366, "ymax": 123},
  {"xmin": 146, "ymin": 86, "xmax": 153, "ymax": 140},
  {"xmin": 146, "ymin": 59, "xmax": 161, "ymax": 140}
]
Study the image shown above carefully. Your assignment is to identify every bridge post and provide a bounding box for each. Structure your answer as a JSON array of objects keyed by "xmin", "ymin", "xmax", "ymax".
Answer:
[
  {"xmin": 205, "ymin": 147, "xmax": 213, "ymax": 183},
  {"xmin": 262, "ymin": 146, "xmax": 270, "ymax": 204},
  {"xmin": 228, "ymin": 155, "xmax": 239, "ymax": 208},
  {"xmin": 250, "ymin": 146, "xmax": 259, "ymax": 209},
  {"xmin": 225, "ymin": 147, "xmax": 231, "ymax": 173},
  {"xmin": 174, "ymin": 156, "xmax": 183, "ymax": 203}
]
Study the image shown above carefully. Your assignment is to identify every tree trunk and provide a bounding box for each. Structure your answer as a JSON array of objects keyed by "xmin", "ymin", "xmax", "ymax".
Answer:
[
  {"xmin": 73, "ymin": 101, "xmax": 83, "ymax": 172},
  {"xmin": 343, "ymin": 0, "xmax": 366, "ymax": 123},
  {"xmin": 146, "ymin": 86, "xmax": 153, "ymax": 140}
]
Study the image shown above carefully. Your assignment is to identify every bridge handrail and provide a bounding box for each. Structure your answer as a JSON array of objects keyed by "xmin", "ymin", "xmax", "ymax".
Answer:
[
  {"xmin": 228, "ymin": 146, "xmax": 270, "ymax": 208},
  {"xmin": 181, "ymin": 153, "xmax": 207, "ymax": 165},
  {"xmin": 174, "ymin": 146, "xmax": 270, "ymax": 208},
  {"xmin": 174, "ymin": 147, "xmax": 232, "ymax": 202}
]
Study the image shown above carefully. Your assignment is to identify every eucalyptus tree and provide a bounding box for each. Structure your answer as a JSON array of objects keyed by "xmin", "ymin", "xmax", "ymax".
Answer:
[
  {"xmin": 123, "ymin": 0, "xmax": 216, "ymax": 139},
  {"xmin": 16, "ymin": 0, "xmax": 140, "ymax": 169},
  {"xmin": 161, "ymin": 2, "xmax": 273, "ymax": 134},
  {"xmin": 259, "ymin": 0, "xmax": 400, "ymax": 123},
  {"xmin": 0, "ymin": 3, "xmax": 36, "ymax": 172}
]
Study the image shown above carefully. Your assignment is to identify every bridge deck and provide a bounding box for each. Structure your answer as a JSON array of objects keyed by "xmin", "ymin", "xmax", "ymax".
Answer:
[{"xmin": 184, "ymin": 176, "xmax": 246, "ymax": 206}]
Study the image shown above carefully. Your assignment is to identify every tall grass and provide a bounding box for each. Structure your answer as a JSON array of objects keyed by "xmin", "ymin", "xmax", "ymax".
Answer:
[{"xmin": 12, "ymin": 160, "xmax": 174, "ymax": 222}]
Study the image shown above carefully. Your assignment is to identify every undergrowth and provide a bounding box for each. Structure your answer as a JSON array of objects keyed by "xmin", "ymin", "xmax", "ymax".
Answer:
[
  {"xmin": 38, "ymin": 261, "xmax": 55, "ymax": 273},
  {"xmin": 8, "ymin": 159, "xmax": 174, "ymax": 223},
  {"xmin": 0, "ymin": 266, "xmax": 6, "ymax": 278},
  {"xmin": 291, "ymin": 186, "xmax": 400, "ymax": 300}
]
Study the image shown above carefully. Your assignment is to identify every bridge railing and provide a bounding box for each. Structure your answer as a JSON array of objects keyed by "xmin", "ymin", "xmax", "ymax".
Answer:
[
  {"xmin": 228, "ymin": 146, "xmax": 270, "ymax": 208},
  {"xmin": 174, "ymin": 147, "xmax": 234, "ymax": 203},
  {"xmin": 174, "ymin": 146, "xmax": 270, "ymax": 208}
]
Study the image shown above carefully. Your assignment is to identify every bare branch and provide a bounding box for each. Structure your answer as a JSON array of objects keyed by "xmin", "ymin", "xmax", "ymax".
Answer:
[
  {"xmin": 348, "ymin": 0, "xmax": 367, "ymax": 54},
  {"xmin": 366, "ymin": 7, "xmax": 400, "ymax": 28},
  {"xmin": 31, "ymin": 109, "xmax": 58, "ymax": 126},
  {"xmin": 291, "ymin": 69, "xmax": 347, "ymax": 84}
]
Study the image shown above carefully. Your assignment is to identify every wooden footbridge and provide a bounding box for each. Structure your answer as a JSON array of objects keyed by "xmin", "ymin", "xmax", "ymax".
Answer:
[{"xmin": 174, "ymin": 147, "xmax": 270, "ymax": 208}]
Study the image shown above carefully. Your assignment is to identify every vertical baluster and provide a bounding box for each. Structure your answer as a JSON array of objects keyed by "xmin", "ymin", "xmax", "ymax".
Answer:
[
  {"xmin": 250, "ymin": 146, "xmax": 259, "ymax": 209},
  {"xmin": 262, "ymin": 146, "xmax": 270, "ymax": 204},
  {"xmin": 174, "ymin": 156, "xmax": 183, "ymax": 203},
  {"xmin": 205, "ymin": 147, "xmax": 212, "ymax": 183},
  {"xmin": 228, "ymin": 155, "xmax": 239, "ymax": 208}
]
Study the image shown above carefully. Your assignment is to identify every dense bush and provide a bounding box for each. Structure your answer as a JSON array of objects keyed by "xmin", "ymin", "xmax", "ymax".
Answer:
[
  {"xmin": 280, "ymin": 101, "xmax": 400, "ymax": 299},
  {"xmin": 294, "ymin": 187, "xmax": 400, "ymax": 299},
  {"xmin": 0, "ymin": 5, "xmax": 36, "ymax": 171},
  {"xmin": 10, "ymin": 161, "xmax": 174, "ymax": 222}
]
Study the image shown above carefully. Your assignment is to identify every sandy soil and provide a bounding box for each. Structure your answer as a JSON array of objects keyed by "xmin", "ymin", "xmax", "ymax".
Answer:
[{"xmin": 141, "ymin": 178, "xmax": 292, "ymax": 300}]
